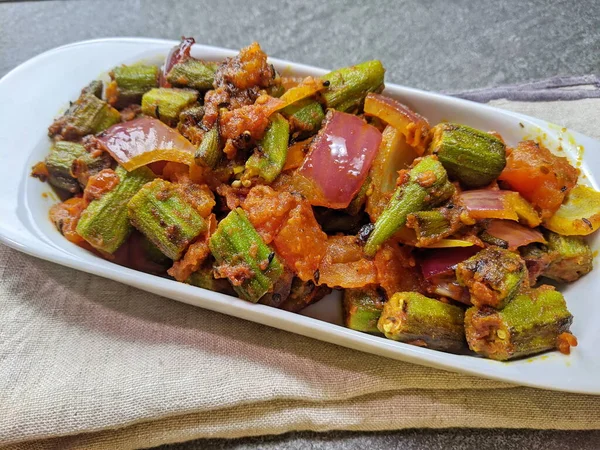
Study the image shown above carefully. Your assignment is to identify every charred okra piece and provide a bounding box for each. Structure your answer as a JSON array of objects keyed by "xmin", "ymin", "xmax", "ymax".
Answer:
[
  {"xmin": 465, "ymin": 286, "xmax": 574, "ymax": 360},
  {"xmin": 141, "ymin": 88, "xmax": 198, "ymax": 126},
  {"xmin": 544, "ymin": 231, "xmax": 593, "ymax": 282},
  {"xmin": 81, "ymin": 80, "xmax": 103, "ymax": 98},
  {"xmin": 259, "ymin": 269, "xmax": 294, "ymax": 307},
  {"xmin": 186, "ymin": 263, "xmax": 236, "ymax": 296},
  {"xmin": 128, "ymin": 179, "xmax": 207, "ymax": 260},
  {"xmin": 377, "ymin": 292, "xmax": 466, "ymax": 353},
  {"xmin": 209, "ymin": 208, "xmax": 285, "ymax": 303},
  {"xmin": 406, "ymin": 209, "xmax": 454, "ymax": 243},
  {"xmin": 179, "ymin": 105, "xmax": 205, "ymax": 125},
  {"xmin": 343, "ymin": 288, "xmax": 385, "ymax": 334},
  {"xmin": 49, "ymin": 94, "xmax": 121, "ymax": 140},
  {"xmin": 166, "ymin": 59, "xmax": 217, "ymax": 90},
  {"xmin": 245, "ymin": 113, "xmax": 290, "ymax": 183},
  {"xmin": 76, "ymin": 166, "xmax": 155, "ymax": 253},
  {"xmin": 194, "ymin": 126, "xmax": 220, "ymax": 169},
  {"xmin": 321, "ymin": 60, "xmax": 385, "ymax": 112},
  {"xmin": 282, "ymin": 99, "xmax": 325, "ymax": 138},
  {"xmin": 364, "ymin": 156, "xmax": 455, "ymax": 256},
  {"xmin": 455, "ymin": 247, "xmax": 527, "ymax": 309},
  {"xmin": 110, "ymin": 64, "xmax": 159, "ymax": 108},
  {"xmin": 279, "ymin": 277, "xmax": 332, "ymax": 312},
  {"xmin": 45, "ymin": 141, "xmax": 87, "ymax": 193},
  {"xmin": 428, "ymin": 123, "xmax": 506, "ymax": 188}
]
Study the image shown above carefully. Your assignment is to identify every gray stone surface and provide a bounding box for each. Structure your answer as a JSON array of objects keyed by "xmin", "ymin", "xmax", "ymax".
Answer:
[
  {"xmin": 2, "ymin": 0, "xmax": 600, "ymax": 448},
  {"xmin": 1, "ymin": 0, "xmax": 600, "ymax": 91},
  {"xmin": 155, "ymin": 429, "xmax": 600, "ymax": 450}
]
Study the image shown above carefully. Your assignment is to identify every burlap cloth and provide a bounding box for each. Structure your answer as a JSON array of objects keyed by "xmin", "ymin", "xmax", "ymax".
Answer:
[{"xmin": 2, "ymin": 98, "xmax": 600, "ymax": 449}]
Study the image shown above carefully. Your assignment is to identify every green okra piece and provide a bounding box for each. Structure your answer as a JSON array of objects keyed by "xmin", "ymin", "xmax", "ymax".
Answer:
[
  {"xmin": 141, "ymin": 88, "xmax": 198, "ymax": 126},
  {"xmin": 186, "ymin": 263, "xmax": 236, "ymax": 296},
  {"xmin": 465, "ymin": 286, "xmax": 573, "ymax": 360},
  {"xmin": 479, "ymin": 230, "xmax": 509, "ymax": 249},
  {"xmin": 406, "ymin": 210, "xmax": 453, "ymax": 242},
  {"xmin": 282, "ymin": 99, "xmax": 325, "ymax": 138},
  {"xmin": 209, "ymin": 208, "xmax": 285, "ymax": 303},
  {"xmin": 194, "ymin": 126, "xmax": 221, "ymax": 169},
  {"xmin": 179, "ymin": 105, "xmax": 205, "ymax": 125},
  {"xmin": 111, "ymin": 64, "xmax": 159, "ymax": 107},
  {"xmin": 259, "ymin": 268, "xmax": 294, "ymax": 307},
  {"xmin": 455, "ymin": 247, "xmax": 527, "ymax": 309},
  {"xmin": 377, "ymin": 292, "xmax": 466, "ymax": 353},
  {"xmin": 428, "ymin": 123, "xmax": 506, "ymax": 188},
  {"xmin": 81, "ymin": 80, "xmax": 103, "ymax": 99},
  {"xmin": 128, "ymin": 179, "xmax": 207, "ymax": 260},
  {"xmin": 321, "ymin": 60, "xmax": 385, "ymax": 112},
  {"xmin": 543, "ymin": 231, "xmax": 593, "ymax": 283},
  {"xmin": 45, "ymin": 141, "xmax": 87, "ymax": 193},
  {"xmin": 166, "ymin": 59, "xmax": 217, "ymax": 90},
  {"xmin": 245, "ymin": 113, "xmax": 290, "ymax": 183},
  {"xmin": 49, "ymin": 93, "xmax": 121, "ymax": 139},
  {"xmin": 71, "ymin": 151, "xmax": 113, "ymax": 187},
  {"xmin": 140, "ymin": 234, "xmax": 172, "ymax": 266},
  {"xmin": 279, "ymin": 277, "xmax": 332, "ymax": 312},
  {"xmin": 77, "ymin": 166, "xmax": 155, "ymax": 253},
  {"xmin": 343, "ymin": 288, "xmax": 385, "ymax": 334},
  {"xmin": 364, "ymin": 156, "xmax": 455, "ymax": 256}
]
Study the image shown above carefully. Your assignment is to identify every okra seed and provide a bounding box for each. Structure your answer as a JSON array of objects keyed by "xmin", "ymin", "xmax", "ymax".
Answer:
[
  {"xmin": 241, "ymin": 179, "xmax": 252, "ymax": 188},
  {"xmin": 231, "ymin": 180, "xmax": 242, "ymax": 188},
  {"xmin": 497, "ymin": 329, "xmax": 507, "ymax": 339}
]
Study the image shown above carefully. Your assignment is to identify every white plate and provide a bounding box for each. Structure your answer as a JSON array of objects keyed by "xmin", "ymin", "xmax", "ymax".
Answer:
[{"xmin": 1, "ymin": 38, "xmax": 599, "ymax": 394}]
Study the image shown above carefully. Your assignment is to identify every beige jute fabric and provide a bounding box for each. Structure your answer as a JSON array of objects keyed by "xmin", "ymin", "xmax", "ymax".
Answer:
[{"xmin": 2, "ymin": 98, "xmax": 600, "ymax": 449}]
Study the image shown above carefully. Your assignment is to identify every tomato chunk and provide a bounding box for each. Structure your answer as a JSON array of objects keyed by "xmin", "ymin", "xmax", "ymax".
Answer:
[{"xmin": 499, "ymin": 141, "xmax": 578, "ymax": 219}]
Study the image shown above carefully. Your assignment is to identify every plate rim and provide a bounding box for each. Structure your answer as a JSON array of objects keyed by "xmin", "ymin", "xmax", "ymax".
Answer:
[{"xmin": 1, "ymin": 37, "xmax": 599, "ymax": 395}]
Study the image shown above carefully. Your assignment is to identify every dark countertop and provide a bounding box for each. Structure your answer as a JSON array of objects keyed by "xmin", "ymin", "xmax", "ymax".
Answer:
[{"xmin": 2, "ymin": 1, "xmax": 599, "ymax": 448}]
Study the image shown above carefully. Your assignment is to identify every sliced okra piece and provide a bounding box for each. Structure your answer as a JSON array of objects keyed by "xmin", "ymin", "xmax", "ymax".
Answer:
[
  {"xmin": 282, "ymin": 99, "xmax": 325, "ymax": 138},
  {"xmin": 141, "ymin": 88, "xmax": 198, "ymax": 126},
  {"xmin": 455, "ymin": 246, "xmax": 527, "ymax": 309},
  {"xmin": 343, "ymin": 287, "xmax": 385, "ymax": 334},
  {"xmin": 166, "ymin": 59, "xmax": 217, "ymax": 90},
  {"xmin": 245, "ymin": 113, "xmax": 290, "ymax": 183},
  {"xmin": 186, "ymin": 263, "xmax": 236, "ymax": 296},
  {"xmin": 406, "ymin": 209, "xmax": 453, "ymax": 243},
  {"xmin": 49, "ymin": 93, "xmax": 121, "ymax": 140},
  {"xmin": 209, "ymin": 208, "xmax": 285, "ymax": 303},
  {"xmin": 321, "ymin": 60, "xmax": 385, "ymax": 112},
  {"xmin": 81, "ymin": 80, "xmax": 103, "ymax": 99},
  {"xmin": 377, "ymin": 292, "xmax": 466, "ymax": 353},
  {"xmin": 428, "ymin": 123, "xmax": 506, "ymax": 188},
  {"xmin": 544, "ymin": 231, "xmax": 593, "ymax": 283},
  {"xmin": 465, "ymin": 286, "xmax": 574, "ymax": 360},
  {"xmin": 128, "ymin": 179, "xmax": 207, "ymax": 260},
  {"xmin": 110, "ymin": 64, "xmax": 159, "ymax": 108},
  {"xmin": 364, "ymin": 156, "xmax": 455, "ymax": 256},
  {"xmin": 45, "ymin": 141, "xmax": 88, "ymax": 193},
  {"xmin": 194, "ymin": 125, "xmax": 221, "ymax": 169},
  {"xmin": 76, "ymin": 166, "xmax": 155, "ymax": 253}
]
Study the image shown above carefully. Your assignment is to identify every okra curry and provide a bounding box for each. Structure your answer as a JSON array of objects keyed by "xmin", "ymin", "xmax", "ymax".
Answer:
[{"xmin": 32, "ymin": 38, "xmax": 599, "ymax": 361}]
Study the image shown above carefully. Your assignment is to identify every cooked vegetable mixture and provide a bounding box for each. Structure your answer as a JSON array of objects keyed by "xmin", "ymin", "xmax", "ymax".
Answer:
[{"xmin": 34, "ymin": 37, "xmax": 600, "ymax": 361}]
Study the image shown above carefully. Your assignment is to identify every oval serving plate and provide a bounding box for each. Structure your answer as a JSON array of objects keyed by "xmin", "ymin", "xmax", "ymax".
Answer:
[{"xmin": 1, "ymin": 38, "xmax": 599, "ymax": 394}]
